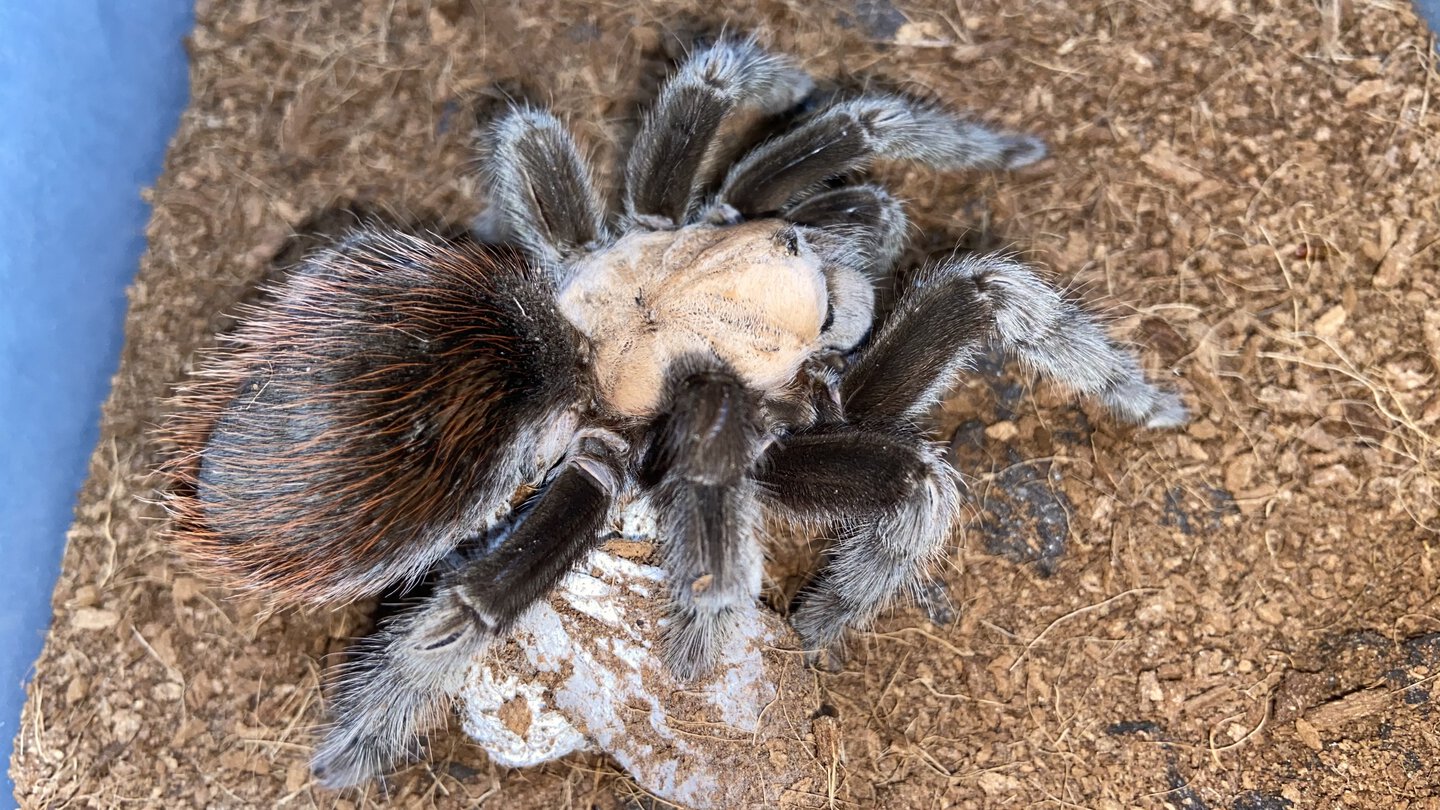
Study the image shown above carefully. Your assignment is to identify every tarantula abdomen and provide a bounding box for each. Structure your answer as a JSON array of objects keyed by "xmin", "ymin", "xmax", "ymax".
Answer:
[{"xmin": 162, "ymin": 233, "xmax": 589, "ymax": 605}]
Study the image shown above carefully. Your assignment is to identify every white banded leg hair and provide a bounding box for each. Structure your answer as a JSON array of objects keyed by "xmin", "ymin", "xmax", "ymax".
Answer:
[
  {"xmin": 311, "ymin": 433, "xmax": 623, "ymax": 787},
  {"xmin": 641, "ymin": 354, "xmax": 770, "ymax": 680},
  {"xmin": 760, "ymin": 253, "xmax": 1185, "ymax": 659}
]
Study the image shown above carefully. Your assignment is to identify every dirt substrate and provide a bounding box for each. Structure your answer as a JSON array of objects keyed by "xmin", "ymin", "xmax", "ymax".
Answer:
[{"xmin": 12, "ymin": 0, "xmax": 1440, "ymax": 807}]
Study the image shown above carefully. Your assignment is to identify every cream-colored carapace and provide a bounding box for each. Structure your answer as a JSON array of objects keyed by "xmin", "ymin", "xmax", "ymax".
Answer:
[{"xmin": 559, "ymin": 220, "xmax": 837, "ymax": 417}]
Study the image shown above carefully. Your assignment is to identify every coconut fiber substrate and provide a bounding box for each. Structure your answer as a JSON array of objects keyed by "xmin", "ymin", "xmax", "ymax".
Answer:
[{"xmin": 12, "ymin": 0, "xmax": 1440, "ymax": 807}]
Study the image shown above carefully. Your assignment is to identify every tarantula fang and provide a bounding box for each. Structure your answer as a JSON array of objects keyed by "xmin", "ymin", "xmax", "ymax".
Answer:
[{"xmin": 161, "ymin": 38, "xmax": 1186, "ymax": 789}]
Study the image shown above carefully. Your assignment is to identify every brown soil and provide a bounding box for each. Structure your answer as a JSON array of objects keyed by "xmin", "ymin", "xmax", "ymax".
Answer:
[{"xmin": 12, "ymin": 0, "xmax": 1440, "ymax": 808}]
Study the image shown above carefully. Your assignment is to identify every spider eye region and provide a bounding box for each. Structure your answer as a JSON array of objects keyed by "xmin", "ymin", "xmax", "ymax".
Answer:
[{"xmin": 558, "ymin": 220, "xmax": 830, "ymax": 416}]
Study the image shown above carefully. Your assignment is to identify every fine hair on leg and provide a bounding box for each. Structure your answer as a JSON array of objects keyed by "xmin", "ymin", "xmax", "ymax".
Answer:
[
  {"xmin": 957, "ymin": 258, "xmax": 1188, "ymax": 427},
  {"xmin": 309, "ymin": 585, "xmax": 489, "ymax": 789},
  {"xmin": 642, "ymin": 354, "xmax": 768, "ymax": 680},
  {"xmin": 783, "ymin": 184, "xmax": 910, "ymax": 276},
  {"xmin": 841, "ymin": 254, "xmax": 1186, "ymax": 430},
  {"xmin": 310, "ymin": 436, "xmax": 622, "ymax": 787},
  {"xmin": 757, "ymin": 427, "xmax": 933, "ymax": 523},
  {"xmin": 716, "ymin": 94, "xmax": 1046, "ymax": 218},
  {"xmin": 624, "ymin": 38, "xmax": 812, "ymax": 228},
  {"xmin": 478, "ymin": 107, "xmax": 608, "ymax": 273},
  {"xmin": 784, "ymin": 432, "xmax": 961, "ymax": 660},
  {"xmin": 839, "ymin": 256, "xmax": 996, "ymax": 430}
]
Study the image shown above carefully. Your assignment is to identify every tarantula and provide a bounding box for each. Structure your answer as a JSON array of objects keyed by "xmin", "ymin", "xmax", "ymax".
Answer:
[{"xmin": 162, "ymin": 39, "xmax": 1185, "ymax": 788}]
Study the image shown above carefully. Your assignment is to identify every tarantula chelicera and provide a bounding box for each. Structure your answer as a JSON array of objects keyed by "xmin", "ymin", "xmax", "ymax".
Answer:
[{"xmin": 162, "ymin": 39, "xmax": 1186, "ymax": 788}]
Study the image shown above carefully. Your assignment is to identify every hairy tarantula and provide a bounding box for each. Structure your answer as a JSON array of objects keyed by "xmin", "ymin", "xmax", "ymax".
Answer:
[{"xmin": 162, "ymin": 39, "xmax": 1186, "ymax": 788}]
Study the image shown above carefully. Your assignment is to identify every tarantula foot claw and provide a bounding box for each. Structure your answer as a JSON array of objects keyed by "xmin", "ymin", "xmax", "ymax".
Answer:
[
  {"xmin": 310, "ymin": 731, "xmax": 403, "ymax": 790},
  {"xmin": 1144, "ymin": 390, "xmax": 1190, "ymax": 430},
  {"xmin": 801, "ymin": 643, "xmax": 846, "ymax": 673},
  {"xmin": 998, "ymin": 134, "xmax": 1047, "ymax": 169}
]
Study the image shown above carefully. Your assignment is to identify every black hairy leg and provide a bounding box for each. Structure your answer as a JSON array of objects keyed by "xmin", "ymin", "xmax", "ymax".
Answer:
[
  {"xmin": 785, "ymin": 253, "xmax": 1186, "ymax": 659},
  {"xmin": 310, "ymin": 434, "xmax": 623, "ymax": 788},
  {"xmin": 783, "ymin": 184, "xmax": 909, "ymax": 274},
  {"xmin": 768, "ymin": 427, "xmax": 961, "ymax": 662},
  {"xmin": 624, "ymin": 38, "xmax": 811, "ymax": 229},
  {"xmin": 478, "ymin": 107, "xmax": 609, "ymax": 271},
  {"xmin": 758, "ymin": 428, "xmax": 935, "ymax": 521},
  {"xmin": 842, "ymin": 254, "xmax": 1188, "ymax": 430},
  {"xmin": 642, "ymin": 355, "xmax": 768, "ymax": 680},
  {"xmin": 779, "ymin": 185, "xmax": 909, "ymax": 354},
  {"xmin": 839, "ymin": 256, "xmax": 997, "ymax": 429},
  {"xmin": 712, "ymin": 94, "xmax": 1046, "ymax": 219}
]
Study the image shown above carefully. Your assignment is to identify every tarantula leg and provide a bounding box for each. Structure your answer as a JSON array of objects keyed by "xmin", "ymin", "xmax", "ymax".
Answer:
[
  {"xmin": 758, "ymin": 427, "xmax": 932, "ymax": 521},
  {"xmin": 715, "ymin": 94, "xmax": 1046, "ymax": 218},
  {"xmin": 310, "ymin": 435, "xmax": 622, "ymax": 789},
  {"xmin": 841, "ymin": 254, "xmax": 1188, "ymax": 430},
  {"xmin": 759, "ymin": 428, "xmax": 962, "ymax": 660},
  {"xmin": 783, "ymin": 187, "xmax": 906, "ymax": 353},
  {"xmin": 643, "ymin": 355, "xmax": 768, "ymax": 680},
  {"xmin": 783, "ymin": 184, "xmax": 909, "ymax": 275},
  {"xmin": 786, "ymin": 257, "xmax": 1187, "ymax": 662},
  {"xmin": 477, "ymin": 107, "xmax": 608, "ymax": 271},
  {"xmin": 783, "ymin": 432, "xmax": 961, "ymax": 662},
  {"xmin": 624, "ymin": 38, "xmax": 812, "ymax": 228},
  {"xmin": 448, "ymin": 430, "xmax": 624, "ymax": 626},
  {"xmin": 308, "ymin": 586, "xmax": 486, "ymax": 790}
]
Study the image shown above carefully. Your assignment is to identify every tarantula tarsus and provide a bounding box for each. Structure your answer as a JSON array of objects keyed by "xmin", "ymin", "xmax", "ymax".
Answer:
[{"xmin": 162, "ymin": 39, "xmax": 1186, "ymax": 788}]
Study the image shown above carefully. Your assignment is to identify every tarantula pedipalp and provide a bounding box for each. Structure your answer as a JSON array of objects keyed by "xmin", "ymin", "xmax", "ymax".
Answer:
[{"xmin": 161, "ymin": 39, "xmax": 1186, "ymax": 789}]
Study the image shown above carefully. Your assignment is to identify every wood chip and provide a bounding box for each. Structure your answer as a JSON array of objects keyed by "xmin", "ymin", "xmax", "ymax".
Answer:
[
  {"xmin": 1344, "ymin": 79, "xmax": 1388, "ymax": 108},
  {"xmin": 1373, "ymin": 221, "xmax": 1423, "ymax": 288},
  {"xmin": 601, "ymin": 540, "xmax": 655, "ymax": 561},
  {"xmin": 985, "ymin": 420, "xmax": 1019, "ymax": 441},
  {"xmin": 70, "ymin": 608, "xmax": 118, "ymax": 630},
  {"xmin": 1141, "ymin": 143, "xmax": 1205, "ymax": 187},
  {"xmin": 1305, "ymin": 687, "xmax": 1395, "ymax": 732},
  {"xmin": 1295, "ymin": 717, "xmax": 1323, "ymax": 751},
  {"xmin": 1312, "ymin": 304, "xmax": 1346, "ymax": 337}
]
